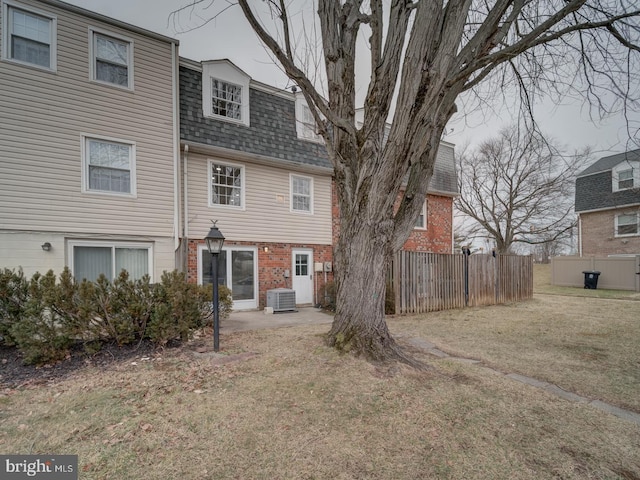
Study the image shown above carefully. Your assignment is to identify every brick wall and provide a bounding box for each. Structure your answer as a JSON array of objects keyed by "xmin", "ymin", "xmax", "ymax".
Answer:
[
  {"xmin": 580, "ymin": 209, "xmax": 640, "ymax": 256},
  {"xmin": 331, "ymin": 180, "xmax": 453, "ymax": 253},
  {"xmin": 187, "ymin": 238, "xmax": 333, "ymax": 308}
]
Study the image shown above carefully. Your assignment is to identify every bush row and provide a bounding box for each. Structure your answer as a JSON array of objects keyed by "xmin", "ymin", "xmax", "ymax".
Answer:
[{"xmin": 0, "ymin": 268, "xmax": 232, "ymax": 365}]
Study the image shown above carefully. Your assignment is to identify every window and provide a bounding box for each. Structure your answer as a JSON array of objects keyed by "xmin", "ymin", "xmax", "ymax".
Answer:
[
  {"xmin": 69, "ymin": 241, "xmax": 152, "ymax": 282},
  {"xmin": 2, "ymin": 2, "xmax": 56, "ymax": 70},
  {"xmin": 616, "ymin": 213, "xmax": 639, "ymax": 236},
  {"xmin": 211, "ymin": 79, "xmax": 242, "ymax": 120},
  {"xmin": 209, "ymin": 161, "xmax": 244, "ymax": 208},
  {"xmin": 82, "ymin": 136, "xmax": 136, "ymax": 196},
  {"xmin": 201, "ymin": 61, "xmax": 250, "ymax": 126},
  {"xmin": 414, "ymin": 200, "xmax": 427, "ymax": 229},
  {"xmin": 291, "ymin": 174, "xmax": 313, "ymax": 213},
  {"xmin": 90, "ymin": 29, "xmax": 133, "ymax": 89},
  {"xmin": 618, "ymin": 169, "xmax": 634, "ymax": 190},
  {"xmin": 612, "ymin": 162, "xmax": 639, "ymax": 192},
  {"xmin": 295, "ymin": 93, "xmax": 322, "ymax": 142}
]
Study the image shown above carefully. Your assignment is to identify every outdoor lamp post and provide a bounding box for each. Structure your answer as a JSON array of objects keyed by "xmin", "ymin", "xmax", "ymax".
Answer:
[{"xmin": 205, "ymin": 222, "xmax": 225, "ymax": 352}]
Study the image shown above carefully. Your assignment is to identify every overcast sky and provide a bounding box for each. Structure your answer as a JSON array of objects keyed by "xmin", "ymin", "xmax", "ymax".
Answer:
[{"xmin": 65, "ymin": 0, "xmax": 639, "ymax": 160}]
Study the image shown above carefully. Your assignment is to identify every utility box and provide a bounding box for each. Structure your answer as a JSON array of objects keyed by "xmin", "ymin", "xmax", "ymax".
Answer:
[
  {"xmin": 266, "ymin": 288, "xmax": 296, "ymax": 312},
  {"xmin": 582, "ymin": 271, "xmax": 601, "ymax": 289}
]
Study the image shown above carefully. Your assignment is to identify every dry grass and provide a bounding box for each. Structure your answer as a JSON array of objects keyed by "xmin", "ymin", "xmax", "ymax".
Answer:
[{"xmin": 2, "ymin": 273, "xmax": 640, "ymax": 479}]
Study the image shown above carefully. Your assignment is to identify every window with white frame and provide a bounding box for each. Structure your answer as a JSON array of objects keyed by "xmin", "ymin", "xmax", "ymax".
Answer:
[
  {"xmin": 2, "ymin": 2, "xmax": 56, "ymax": 70},
  {"xmin": 69, "ymin": 241, "xmax": 152, "ymax": 282},
  {"xmin": 612, "ymin": 162, "xmax": 639, "ymax": 192},
  {"xmin": 615, "ymin": 212, "xmax": 639, "ymax": 236},
  {"xmin": 82, "ymin": 136, "xmax": 136, "ymax": 196},
  {"xmin": 90, "ymin": 29, "xmax": 133, "ymax": 89},
  {"xmin": 414, "ymin": 200, "xmax": 427, "ymax": 229},
  {"xmin": 291, "ymin": 174, "xmax": 313, "ymax": 213},
  {"xmin": 295, "ymin": 93, "xmax": 322, "ymax": 142},
  {"xmin": 209, "ymin": 161, "xmax": 244, "ymax": 208},
  {"xmin": 211, "ymin": 78, "xmax": 242, "ymax": 120}
]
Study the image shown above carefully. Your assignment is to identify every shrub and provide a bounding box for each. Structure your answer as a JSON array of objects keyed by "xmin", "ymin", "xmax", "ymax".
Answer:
[
  {"xmin": 0, "ymin": 268, "xmax": 29, "ymax": 346},
  {"xmin": 319, "ymin": 280, "xmax": 336, "ymax": 311}
]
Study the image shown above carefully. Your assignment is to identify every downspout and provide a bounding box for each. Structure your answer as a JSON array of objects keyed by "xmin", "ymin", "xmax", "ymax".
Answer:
[
  {"xmin": 172, "ymin": 42, "xmax": 181, "ymax": 254},
  {"xmin": 578, "ymin": 213, "xmax": 582, "ymax": 257},
  {"xmin": 183, "ymin": 144, "xmax": 189, "ymax": 241},
  {"xmin": 451, "ymin": 197, "xmax": 455, "ymax": 254}
]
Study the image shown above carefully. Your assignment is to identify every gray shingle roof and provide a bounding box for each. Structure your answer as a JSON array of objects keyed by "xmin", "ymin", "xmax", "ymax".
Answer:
[{"xmin": 577, "ymin": 148, "xmax": 640, "ymax": 177}]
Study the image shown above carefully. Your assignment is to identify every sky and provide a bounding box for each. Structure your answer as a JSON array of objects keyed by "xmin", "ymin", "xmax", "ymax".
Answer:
[{"xmin": 65, "ymin": 0, "xmax": 639, "ymax": 160}]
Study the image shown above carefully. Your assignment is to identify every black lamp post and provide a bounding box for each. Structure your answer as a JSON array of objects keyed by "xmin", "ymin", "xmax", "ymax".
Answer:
[{"xmin": 205, "ymin": 222, "xmax": 225, "ymax": 352}]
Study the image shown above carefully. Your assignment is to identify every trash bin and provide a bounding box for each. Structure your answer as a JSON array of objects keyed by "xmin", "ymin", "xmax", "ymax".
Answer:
[{"xmin": 582, "ymin": 271, "xmax": 601, "ymax": 289}]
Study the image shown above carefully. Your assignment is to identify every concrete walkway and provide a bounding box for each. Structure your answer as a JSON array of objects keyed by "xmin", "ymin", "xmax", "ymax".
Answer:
[{"xmin": 223, "ymin": 307, "xmax": 640, "ymax": 427}]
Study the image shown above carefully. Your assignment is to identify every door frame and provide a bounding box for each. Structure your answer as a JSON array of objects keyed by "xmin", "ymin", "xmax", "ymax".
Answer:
[{"xmin": 291, "ymin": 248, "xmax": 314, "ymax": 305}]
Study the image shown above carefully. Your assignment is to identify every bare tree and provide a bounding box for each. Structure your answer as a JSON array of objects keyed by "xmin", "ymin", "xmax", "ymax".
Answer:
[
  {"xmin": 173, "ymin": 0, "xmax": 640, "ymax": 364},
  {"xmin": 455, "ymin": 126, "xmax": 587, "ymax": 254}
]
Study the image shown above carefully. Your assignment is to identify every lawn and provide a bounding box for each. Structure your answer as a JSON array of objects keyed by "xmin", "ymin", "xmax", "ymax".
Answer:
[{"xmin": 1, "ymin": 273, "xmax": 639, "ymax": 479}]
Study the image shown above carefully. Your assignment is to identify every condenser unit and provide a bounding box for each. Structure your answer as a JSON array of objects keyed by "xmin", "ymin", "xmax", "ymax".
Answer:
[{"xmin": 266, "ymin": 288, "xmax": 296, "ymax": 312}]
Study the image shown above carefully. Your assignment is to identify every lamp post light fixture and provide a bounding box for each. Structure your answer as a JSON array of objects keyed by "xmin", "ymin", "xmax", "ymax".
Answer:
[{"xmin": 204, "ymin": 222, "xmax": 225, "ymax": 352}]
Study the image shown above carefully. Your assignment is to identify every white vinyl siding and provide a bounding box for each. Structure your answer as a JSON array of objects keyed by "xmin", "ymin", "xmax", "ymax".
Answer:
[
  {"xmin": 290, "ymin": 174, "xmax": 313, "ymax": 214},
  {"xmin": 0, "ymin": 1, "xmax": 176, "ymax": 238},
  {"xmin": 1, "ymin": 1, "xmax": 57, "ymax": 71},
  {"xmin": 68, "ymin": 240, "xmax": 152, "ymax": 282},
  {"xmin": 90, "ymin": 28, "xmax": 133, "ymax": 90},
  {"xmin": 188, "ymin": 153, "xmax": 332, "ymax": 245}
]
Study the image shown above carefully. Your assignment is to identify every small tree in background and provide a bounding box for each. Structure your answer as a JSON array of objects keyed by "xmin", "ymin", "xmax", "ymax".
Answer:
[{"xmin": 455, "ymin": 126, "xmax": 588, "ymax": 254}]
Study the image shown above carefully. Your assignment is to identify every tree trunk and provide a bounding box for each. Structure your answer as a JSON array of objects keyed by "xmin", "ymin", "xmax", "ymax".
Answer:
[{"xmin": 327, "ymin": 218, "xmax": 407, "ymax": 362}]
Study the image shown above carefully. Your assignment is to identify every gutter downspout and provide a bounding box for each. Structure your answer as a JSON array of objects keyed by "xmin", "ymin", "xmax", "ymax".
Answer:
[
  {"xmin": 183, "ymin": 144, "xmax": 189, "ymax": 241},
  {"xmin": 578, "ymin": 213, "xmax": 583, "ymax": 257},
  {"xmin": 172, "ymin": 42, "xmax": 181, "ymax": 254}
]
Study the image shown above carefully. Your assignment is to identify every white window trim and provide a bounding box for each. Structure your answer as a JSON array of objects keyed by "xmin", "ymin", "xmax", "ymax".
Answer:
[
  {"xmin": 612, "ymin": 161, "xmax": 640, "ymax": 192},
  {"xmin": 208, "ymin": 159, "xmax": 245, "ymax": 210},
  {"xmin": 81, "ymin": 134, "xmax": 137, "ymax": 198},
  {"xmin": 67, "ymin": 240, "xmax": 154, "ymax": 282},
  {"xmin": 295, "ymin": 92, "xmax": 323, "ymax": 144},
  {"xmin": 615, "ymin": 212, "xmax": 640, "ymax": 237},
  {"xmin": 414, "ymin": 199, "xmax": 427, "ymax": 230},
  {"xmin": 197, "ymin": 244, "xmax": 259, "ymax": 310},
  {"xmin": 88, "ymin": 27, "xmax": 134, "ymax": 90},
  {"xmin": 1, "ymin": 0, "xmax": 57, "ymax": 72},
  {"xmin": 201, "ymin": 61, "xmax": 250, "ymax": 126},
  {"xmin": 290, "ymin": 173, "xmax": 314, "ymax": 215}
]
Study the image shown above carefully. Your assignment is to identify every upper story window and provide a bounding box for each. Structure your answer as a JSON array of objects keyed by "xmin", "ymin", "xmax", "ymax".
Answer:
[
  {"xmin": 202, "ymin": 60, "xmax": 250, "ymax": 126},
  {"xmin": 295, "ymin": 93, "xmax": 322, "ymax": 143},
  {"xmin": 291, "ymin": 174, "xmax": 313, "ymax": 214},
  {"xmin": 209, "ymin": 160, "xmax": 244, "ymax": 208},
  {"xmin": 82, "ymin": 135, "xmax": 136, "ymax": 196},
  {"xmin": 211, "ymin": 79, "xmax": 242, "ymax": 120},
  {"xmin": 616, "ymin": 212, "xmax": 639, "ymax": 236},
  {"xmin": 612, "ymin": 161, "xmax": 639, "ymax": 192},
  {"xmin": 414, "ymin": 200, "xmax": 427, "ymax": 229},
  {"xmin": 2, "ymin": 1, "xmax": 57, "ymax": 71},
  {"xmin": 90, "ymin": 29, "xmax": 133, "ymax": 89}
]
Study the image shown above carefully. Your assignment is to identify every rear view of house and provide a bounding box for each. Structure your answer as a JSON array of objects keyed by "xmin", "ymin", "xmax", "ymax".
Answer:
[
  {"xmin": 575, "ymin": 149, "xmax": 640, "ymax": 256},
  {"xmin": 0, "ymin": 0, "xmax": 180, "ymax": 281}
]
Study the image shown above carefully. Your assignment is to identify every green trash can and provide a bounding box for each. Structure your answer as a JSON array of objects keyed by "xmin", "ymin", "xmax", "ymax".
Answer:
[{"xmin": 582, "ymin": 271, "xmax": 601, "ymax": 289}]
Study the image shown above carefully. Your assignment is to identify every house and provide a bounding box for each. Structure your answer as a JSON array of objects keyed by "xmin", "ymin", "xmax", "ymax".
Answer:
[
  {"xmin": 179, "ymin": 59, "xmax": 458, "ymax": 309},
  {"xmin": 0, "ymin": 0, "xmax": 180, "ymax": 281},
  {"xmin": 575, "ymin": 148, "xmax": 640, "ymax": 256},
  {"xmin": 178, "ymin": 58, "xmax": 334, "ymax": 310}
]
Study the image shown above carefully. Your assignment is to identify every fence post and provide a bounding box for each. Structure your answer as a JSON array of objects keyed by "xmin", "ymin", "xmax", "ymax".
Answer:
[{"xmin": 462, "ymin": 247, "xmax": 471, "ymax": 306}]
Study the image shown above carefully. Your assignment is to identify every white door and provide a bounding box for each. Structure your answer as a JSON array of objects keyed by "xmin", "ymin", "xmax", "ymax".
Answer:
[{"xmin": 292, "ymin": 249, "xmax": 314, "ymax": 305}]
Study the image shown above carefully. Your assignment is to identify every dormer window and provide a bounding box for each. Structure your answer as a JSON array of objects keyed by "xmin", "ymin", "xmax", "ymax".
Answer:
[
  {"xmin": 202, "ymin": 60, "xmax": 250, "ymax": 126},
  {"xmin": 295, "ymin": 93, "xmax": 322, "ymax": 143},
  {"xmin": 612, "ymin": 161, "xmax": 639, "ymax": 192},
  {"xmin": 211, "ymin": 78, "xmax": 242, "ymax": 120}
]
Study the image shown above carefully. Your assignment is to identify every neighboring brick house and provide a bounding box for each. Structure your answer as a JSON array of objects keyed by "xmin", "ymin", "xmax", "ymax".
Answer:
[
  {"xmin": 179, "ymin": 59, "xmax": 459, "ymax": 309},
  {"xmin": 0, "ymin": 0, "xmax": 180, "ymax": 281},
  {"xmin": 575, "ymin": 149, "xmax": 640, "ymax": 256}
]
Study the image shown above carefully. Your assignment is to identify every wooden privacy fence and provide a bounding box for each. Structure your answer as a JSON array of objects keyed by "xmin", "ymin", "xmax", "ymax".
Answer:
[{"xmin": 389, "ymin": 252, "xmax": 533, "ymax": 314}]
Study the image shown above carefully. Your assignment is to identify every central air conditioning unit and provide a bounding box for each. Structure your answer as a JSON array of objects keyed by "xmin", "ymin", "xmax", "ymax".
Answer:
[{"xmin": 266, "ymin": 288, "xmax": 296, "ymax": 312}]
